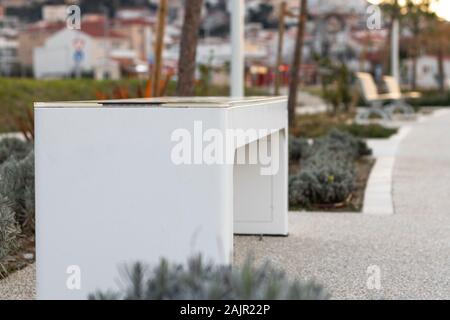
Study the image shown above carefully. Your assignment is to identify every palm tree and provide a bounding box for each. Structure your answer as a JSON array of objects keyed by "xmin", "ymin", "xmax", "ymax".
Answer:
[
  {"xmin": 404, "ymin": 0, "xmax": 434, "ymax": 90},
  {"xmin": 422, "ymin": 19, "xmax": 450, "ymax": 92},
  {"xmin": 177, "ymin": 0, "xmax": 204, "ymax": 96},
  {"xmin": 287, "ymin": 0, "xmax": 307, "ymax": 129}
]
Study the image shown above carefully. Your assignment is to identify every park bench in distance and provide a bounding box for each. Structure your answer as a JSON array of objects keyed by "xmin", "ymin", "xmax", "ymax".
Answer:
[{"xmin": 382, "ymin": 75, "xmax": 420, "ymax": 117}]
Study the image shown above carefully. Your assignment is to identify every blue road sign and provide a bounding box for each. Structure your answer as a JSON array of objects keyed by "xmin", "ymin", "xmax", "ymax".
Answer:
[{"xmin": 74, "ymin": 50, "xmax": 84, "ymax": 63}]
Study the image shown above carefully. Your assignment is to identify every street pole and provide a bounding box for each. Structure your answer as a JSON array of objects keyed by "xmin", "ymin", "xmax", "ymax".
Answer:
[
  {"xmin": 153, "ymin": 0, "xmax": 168, "ymax": 97},
  {"xmin": 391, "ymin": 18, "xmax": 400, "ymax": 82},
  {"xmin": 231, "ymin": 0, "xmax": 244, "ymax": 97},
  {"xmin": 274, "ymin": 1, "xmax": 286, "ymax": 95},
  {"xmin": 103, "ymin": 6, "xmax": 110, "ymax": 79}
]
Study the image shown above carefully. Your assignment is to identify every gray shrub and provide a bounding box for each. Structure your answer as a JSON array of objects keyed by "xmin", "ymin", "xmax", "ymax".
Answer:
[
  {"xmin": 289, "ymin": 136, "xmax": 311, "ymax": 162},
  {"xmin": 289, "ymin": 129, "xmax": 370, "ymax": 207},
  {"xmin": 89, "ymin": 255, "xmax": 330, "ymax": 300},
  {"xmin": 289, "ymin": 161, "xmax": 355, "ymax": 206},
  {"xmin": 0, "ymin": 150, "xmax": 35, "ymax": 230},
  {"xmin": 0, "ymin": 138, "xmax": 32, "ymax": 165},
  {"xmin": 0, "ymin": 196, "xmax": 20, "ymax": 263},
  {"xmin": 0, "ymin": 138, "xmax": 33, "ymax": 268}
]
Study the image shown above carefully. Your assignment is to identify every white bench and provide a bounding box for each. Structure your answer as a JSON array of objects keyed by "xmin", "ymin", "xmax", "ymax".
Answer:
[
  {"xmin": 355, "ymin": 72, "xmax": 393, "ymax": 121},
  {"xmin": 356, "ymin": 72, "xmax": 420, "ymax": 121},
  {"xmin": 382, "ymin": 75, "xmax": 420, "ymax": 116},
  {"xmin": 35, "ymin": 96, "xmax": 288, "ymax": 299}
]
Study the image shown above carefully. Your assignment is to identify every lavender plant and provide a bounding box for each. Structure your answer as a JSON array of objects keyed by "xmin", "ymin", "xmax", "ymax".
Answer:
[
  {"xmin": 0, "ymin": 196, "xmax": 20, "ymax": 266},
  {"xmin": 0, "ymin": 151, "xmax": 35, "ymax": 230},
  {"xmin": 289, "ymin": 129, "xmax": 370, "ymax": 207},
  {"xmin": 0, "ymin": 138, "xmax": 32, "ymax": 165},
  {"xmin": 89, "ymin": 255, "xmax": 330, "ymax": 300},
  {"xmin": 289, "ymin": 136, "xmax": 311, "ymax": 162}
]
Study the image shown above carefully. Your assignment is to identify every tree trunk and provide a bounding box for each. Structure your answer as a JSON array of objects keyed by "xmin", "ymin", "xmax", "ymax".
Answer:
[
  {"xmin": 411, "ymin": 31, "xmax": 417, "ymax": 90},
  {"xmin": 411, "ymin": 54, "xmax": 417, "ymax": 90},
  {"xmin": 153, "ymin": 0, "xmax": 168, "ymax": 97},
  {"xmin": 274, "ymin": 2, "xmax": 287, "ymax": 95},
  {"xmin": 383, "ymin": 20, "xmax": 392, "ymax": 75},
  {"xmin": 177, "ymin": 0, "xmax": 203, "ymax": 96},
  {"xmin": 411, "ymin": 25, "xmax": 420, "ymax": 90},
  {"xmin": 287, "ymin": 0, "xmax": 307, "ymax": 129},
  {"xmin": 437, "ymin": 46, "xmax": 445, "ymax": 93}
]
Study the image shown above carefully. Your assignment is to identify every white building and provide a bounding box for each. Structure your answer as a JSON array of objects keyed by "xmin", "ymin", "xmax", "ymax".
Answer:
[
  {"xmin": 0, "ymin": 36, "xmax": 18, "ymax": 75},
  {"xmin": 33, "ymin": 16, "xmax": 129, "ymax": 79},
  {"xmin": 42, "ymin": 5, "xmax": 67, "ymax": 22},
  {"xmin": 0, "ymin": 16, "xmax": 19, "ymax": 75},
  {"xmin": 406, "ymin": 55, "xmax": 450, "ymax": 89}
]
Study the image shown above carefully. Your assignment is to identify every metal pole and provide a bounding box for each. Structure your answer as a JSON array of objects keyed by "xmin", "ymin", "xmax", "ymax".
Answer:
[
  {"xmin": 153, "ymin": 0, "xmax": 168, "ymax": 97},
  {"xmin": 230, "ymin": 0, "xmax": 244, "ymax": 97},
  {"xmin": 103, "ymin": 6, "xmax": 110, "ymax": 79},
  {"xmin": 274, "ymin": 1, "xmax": 286, "ymax": 95},
  {"xmin": 391, "ymin": 18, "xmax": 400, "ymax": 82}
]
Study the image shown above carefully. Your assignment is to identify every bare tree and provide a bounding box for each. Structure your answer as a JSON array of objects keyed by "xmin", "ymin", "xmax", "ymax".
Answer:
[
  {"xmin": 424, "ymin": 20, "xmax": 450, "ymax": 93},
  {"xmin": 287, "ymin": 0, "xmax": 307, "ymax": 128},
  {"xmin": 405, "ymin": 0, "xmax": 433, "ymax": 90},
  {"xmin": 153, "ymin": 0, "xmax": 168, "ymax": 97},
  {"xmin": 177, "ymin": 0, "xmax": 204, "ymax": 96}
]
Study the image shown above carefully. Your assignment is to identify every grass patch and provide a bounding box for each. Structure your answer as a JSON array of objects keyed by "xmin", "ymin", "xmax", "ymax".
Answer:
[
  {"xmin": 0, "ymin": 77, "xmax": 269, "ymax": 133},
  {"xmin": 0, "ymin": 78, "xmax": 140, "ymax": 132},
  {"xmin": 291, "ymin": 113, "xmax": 397, "ymax": 139},
  {"xmin": 339, "ymin": 123, "xmax": 398, "ymax": 139},
  {"xmin": 409, "ymin": 90, "xmax": 450, "ymax": 108}
]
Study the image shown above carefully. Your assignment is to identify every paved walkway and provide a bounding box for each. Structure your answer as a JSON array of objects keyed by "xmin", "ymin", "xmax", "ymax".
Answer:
[
  {"xmin": 1, "ymin": 110, "xmax": 449, "ymax": 299},
  {"xmin": 279, "ymin": 87, "xmax": 329, "ymax": 115},
  {"xmin": 0, "ymin": 264, "xmax": 35, "ymax": 300},
  {"xmin": 235, "ymin": 110, "xmax": 450, "ymax": 299}
]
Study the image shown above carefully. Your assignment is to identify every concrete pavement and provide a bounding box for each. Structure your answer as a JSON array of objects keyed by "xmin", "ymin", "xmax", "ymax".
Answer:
[{"xmin": 235, "ymin": 109, "xmax": 450, "ymax": 299}]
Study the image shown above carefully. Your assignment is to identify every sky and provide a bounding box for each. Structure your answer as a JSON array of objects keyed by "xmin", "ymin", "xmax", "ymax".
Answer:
[
  {"xmin": 432, "ymin": 1, "xmax": 450, "ymax": 21},
  {"xmin": 367, "ymin": 0, "xmax": 450, "ymax": 21}
]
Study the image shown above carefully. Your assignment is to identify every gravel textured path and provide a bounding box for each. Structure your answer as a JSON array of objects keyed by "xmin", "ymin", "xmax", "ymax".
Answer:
[
  {"xmin": 0, "ymin": 264, "xmax": 35, "ymax": 300},
  {"xmin": 1, "ymin": 111, "xmax": 449, "ymax": 299},
  {"xmin": 235, "ymin": 110, "xmax": 450, "ymax": 299}
]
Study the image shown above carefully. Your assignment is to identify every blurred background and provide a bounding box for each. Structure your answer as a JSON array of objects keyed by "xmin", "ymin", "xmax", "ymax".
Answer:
[{"xmin": 0, "ymin": 0, "xmax": 448, "ymax": 131}]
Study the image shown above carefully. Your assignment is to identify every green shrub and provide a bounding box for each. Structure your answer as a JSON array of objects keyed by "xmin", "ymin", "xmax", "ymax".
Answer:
[
  {"xmin": 289, "ymin": 160, "xmax": 355, "ymax": 206},
  {"xmin": 289, "ymin": 136, "xmax": 311, "ymax": 162},
  {"xmin": 320, "ymin": 128, "xmax": 371, "ymax": 158},
  {"xmin": 0, "ymin": 138, "xmax": 32, "ymax": 164},
  {"xmin": 338, "ymin": 123, "xmax": 398, "ymax": 139},
  {"xmin": 289, "ymin": 129, "xmax": 370, "ymax": 207},
  {"xmin": 0, "ymin": 196, "xmax": 20, "ymax": 264},
  {"xmin": 0, "ymin": 150, "xmax": 35, "ymax": 230},
  {"xmin": 316, "ymin": 57, "xmax": 352, "ymax": 114},
  {"xmin": 409, "ymin": 90, "xmax": 450, "ymax": 107},
  {"xmin": 89, "ymin": 255, "xmax": 330, "ymax": 300},
  {"xmin": 304, "ymin": 129, "xmax": 371, "ymax": 166}
]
